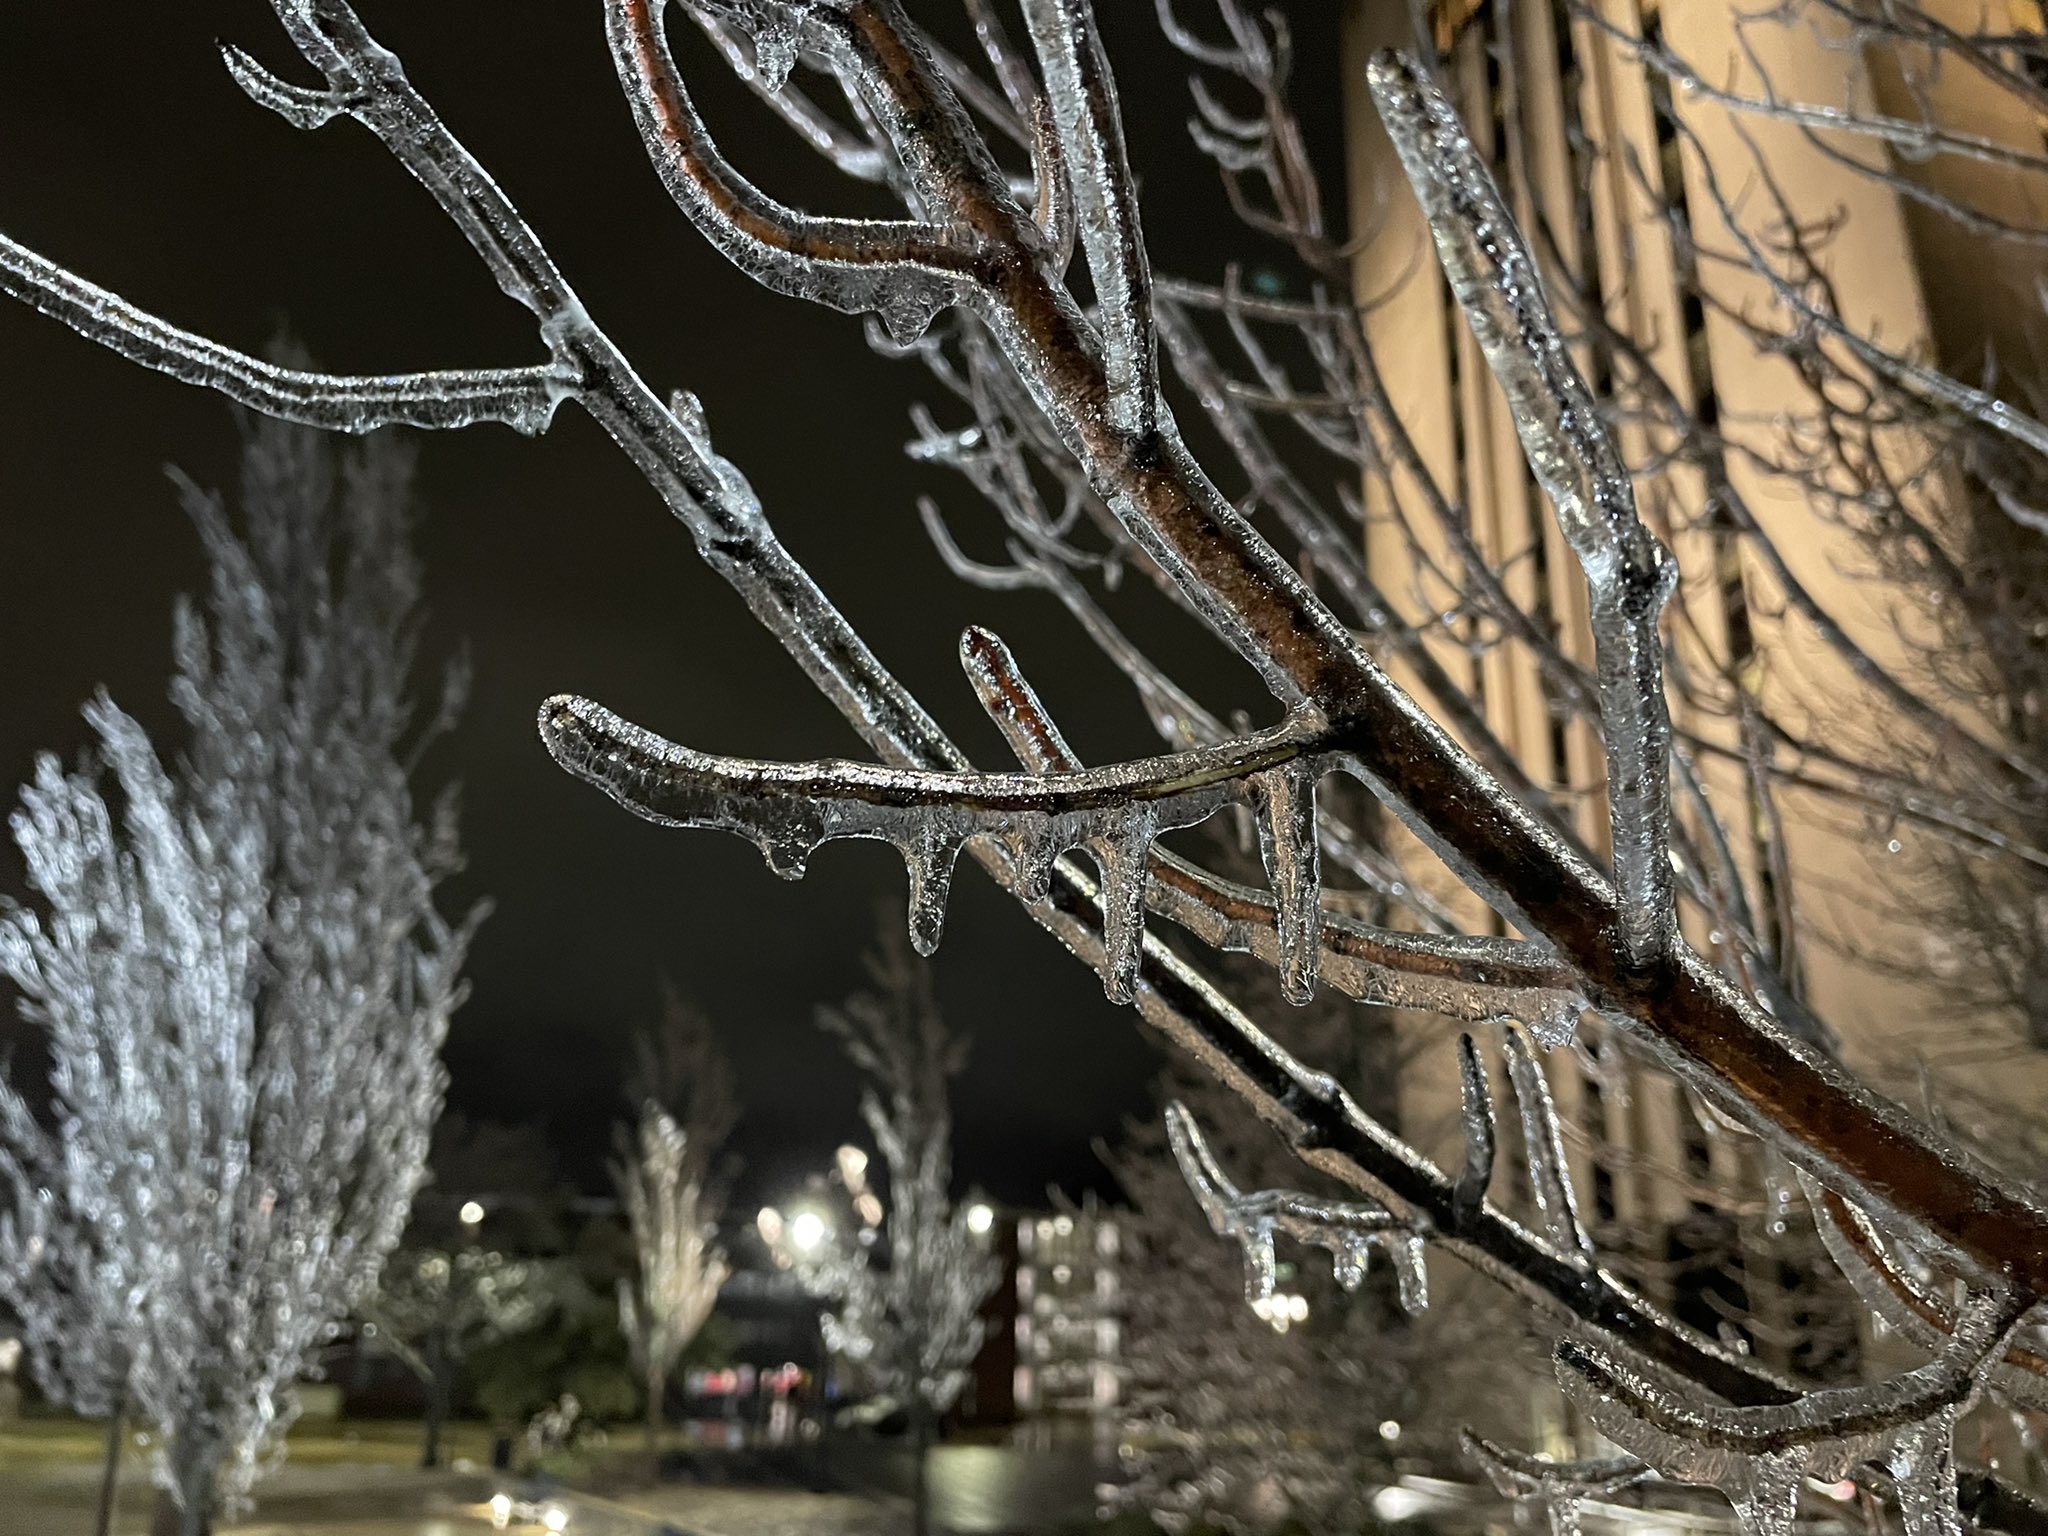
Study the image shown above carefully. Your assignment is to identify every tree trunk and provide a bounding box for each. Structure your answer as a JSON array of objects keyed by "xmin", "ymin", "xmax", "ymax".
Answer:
[
  {"xmin": 150, "ymin": 1445, "xmax": 214, "ymax": 1536},
  {"xmin": 421, "ymin": 1324, "xmax": 449, "ymax": 1470},
  {"xmin": 644, "ymin": 1363, "xmax": 664, "ymax": 1473},
  {"xmin": 911, "ymin": 1404, "xmax": 932, "ymax": 1536},
  {"xmin": 93, "ymin": 1389, "xmax": 127, "ymax": 1536}
]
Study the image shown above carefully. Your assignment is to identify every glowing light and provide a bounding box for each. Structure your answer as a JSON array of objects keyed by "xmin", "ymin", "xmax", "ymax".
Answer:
[
  {"xmin": 836, "ymin": 1144, "xmax": 868, "ymax": 1183},
  {"xmin": 488, "ymin": 1493, "xmax": 513, "ymax": 1528},
  {"xmin": 966, "ymin": 1202, "xmax": 994, "ymax": 1234},
  {"xmin": 1379, "ymin": 1419, "xmax": 1402, "ymax": 1442},
  {"xmin": 789, "ymin": 1209, "xmax": 828, "ymax": 1252},
  {"xmin": 1371, "ymin": 1485, "xmax": 1432, "ymax": 1523},
  {"xmin": 458, "ymin": 1200, "xmax": 485, "ymax": 1227},
  {"xmin": 1250, "ymin": 1291, "xmax": 1307, "ymax": 1333},
  {"xmin": 541, "ymin": 1503, "xmax": 570, "ymax": 1533}
]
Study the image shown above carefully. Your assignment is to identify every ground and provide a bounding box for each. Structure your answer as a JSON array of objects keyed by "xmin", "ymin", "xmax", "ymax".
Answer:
[{"xmin": 0, "ymin": 1416, "xmax": 1101, "ymax": 1536}]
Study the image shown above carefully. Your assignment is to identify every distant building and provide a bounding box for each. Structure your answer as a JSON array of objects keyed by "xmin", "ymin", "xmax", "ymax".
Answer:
[{"xmin": 1008, "ymin": 1200, "xmax": 1121, "ymax": 1450}]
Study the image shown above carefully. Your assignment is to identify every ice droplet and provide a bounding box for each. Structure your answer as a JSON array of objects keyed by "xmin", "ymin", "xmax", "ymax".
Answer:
[
  {"xmin": 1331, "ymin": 1234, "xmax": 1368, "ymax": 1291},
  {"xmin": 1388, "ymin": 1232, "xmax": 1428, "ymax": 1314},
  {"xmin": 902, "ymin": 825, "xmax": 963, "ymax": 956},
  {"xmin": 751, "ymin": 7, "xmax": 812, "ymax": 93}
]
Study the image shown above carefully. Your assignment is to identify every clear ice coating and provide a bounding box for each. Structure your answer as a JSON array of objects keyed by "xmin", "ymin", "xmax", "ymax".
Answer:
[
  {"xmin": 1367, "ymin": 50, "xmax": 1678, "ymax": 964},
  {"xmin": 1166, "ymin": 1102, "xmax": 1428, "ymax": 1315},
  {"xmin": 1018, "ymin": 0, "xmax": 1159, "ymax": 435},
  {"xmin": 1251, "ymin": 761, "xmax": 1321, "ymax": 1004},
  {"xmin": 0, "ymin": 231, "xmax": 574, "ymax": 437},
  {"xmin": 606, "ymin": 0, "xmax": 978, "ymax": 347},
  {"xmin": 1806, "ymin": 1173, "xmax": 2048, "ymax": 1416},
  {"xmin": 538, "ymin": 686, "xmax": 1342, "ymax": 1003},
  {"xmin": 1451, "ymin": 1033, "xmax": 1496, "ymax": 1227},
  {"xmin": 1502, "ymin": 1025, "xmax": 1594, "ymax": 1262},
  {"xmin": 0, "ymin": 418, "xmax": 473, "ymax": 1530}
]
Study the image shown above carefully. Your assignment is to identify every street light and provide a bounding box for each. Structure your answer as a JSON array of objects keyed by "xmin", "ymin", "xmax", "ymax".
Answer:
[
  {"xmin": 966, "ymin": 1202, "xmax": 994, "ymax": 1236},
  {"xmin": 458, "ymin": 1200, "xmax": 485, "ymax": 1228},
  {"xmin": 789, "ymin": 1209, "xmax": 828, "ymax": 1253}
]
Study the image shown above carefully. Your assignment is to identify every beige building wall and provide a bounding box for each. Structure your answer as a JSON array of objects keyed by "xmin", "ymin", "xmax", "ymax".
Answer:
[{"xmin": 1337, "ymin": 0, "xmax": 2048, "ymax": 1388}]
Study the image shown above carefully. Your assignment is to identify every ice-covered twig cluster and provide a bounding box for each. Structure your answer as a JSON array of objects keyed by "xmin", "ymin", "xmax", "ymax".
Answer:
[
  {"xmin": 1462, "ymin": 1431, "xmax": 1652, "ymax": 1536},
  {"xmin": 1164, "ymin": 1020, "xmax": 1600, "ymax": 1326},
  {"xmin": 1167, "ymin": 1100, "xmax": 1429, "ymax": 1313},
  {"xmin": 1557, "ymin": 1287, "xmax": 2029, "ymax": 1536},
  {"xmin": 1, "ymin": 2, "xmax": 2046, "ymax": 1531}
]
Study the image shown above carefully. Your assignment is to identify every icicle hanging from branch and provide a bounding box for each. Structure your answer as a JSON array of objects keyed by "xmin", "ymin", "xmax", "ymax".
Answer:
[{"xmin": 1165, "ymin": 1101, "xmax": 1429, "ymax": 1313}]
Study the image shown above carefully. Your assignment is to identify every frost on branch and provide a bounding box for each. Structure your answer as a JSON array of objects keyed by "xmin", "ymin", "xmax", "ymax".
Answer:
[
  {"xmin": 0, "ymin": 414, "xmax": 475, "ymax": 1534},
  {"xmin": 1165, "ymin": 1101, "xmax": 1428, "ymax": 1313}
]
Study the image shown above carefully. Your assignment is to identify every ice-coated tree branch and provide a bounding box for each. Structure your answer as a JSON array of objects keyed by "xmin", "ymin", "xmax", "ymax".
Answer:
[
  {"xmin": 1558, "ymin": 1287, "xmax": 2031, "ymax": 1536},
  {"xmin": 606, "ymin": 0, "xmax": 983, "ymax": 345},
  {"xmin": 543, "ymin": 686, "xmax": 1343, "ymax": 995},
  {"xmin": 1, "ymin": 5, "xmax": 2046, "ymax": 1532},
  {"xmin": 1017, "ymin": 0, "xmax": 1159, "ymax": 435},
  {"xmin": 1366, "ymin": 51, "xmax": 1677, "ymax": 962},
  {"xmin": 0, "ymin": 234, "xmax": 573, "ymax": 435},
  {"xmin": 1463, "ymin": 1431, "xmax": 1651, "ymax": 1536}
]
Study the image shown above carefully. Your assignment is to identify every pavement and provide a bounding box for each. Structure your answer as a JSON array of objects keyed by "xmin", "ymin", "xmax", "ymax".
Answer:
[
  {"xmin": 564, "ymin": 1485, "xmax": 905, "ymax": 1536},
  {"xmin": 0, "ymin": 1429, "xmax": 1097, "ymax": 1536},
  {"xmin": 2, "ymin": 1460, "xmax": 499, "ymax": 1536},
  {"xmin": 2, "ymin": 1458, "xmax": 910, "ymax": 1536}
]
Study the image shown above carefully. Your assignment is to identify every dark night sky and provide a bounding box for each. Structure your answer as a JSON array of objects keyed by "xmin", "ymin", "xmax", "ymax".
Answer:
[{"xmin": 0, "ymin": 4, "xmax": 1346, "ymax": 1211}]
